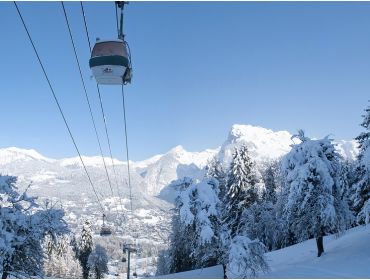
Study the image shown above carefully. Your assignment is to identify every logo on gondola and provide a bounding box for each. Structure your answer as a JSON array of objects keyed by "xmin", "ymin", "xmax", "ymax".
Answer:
[{"xmin": 103, "ymin": 67, "xmax": 113, "ymax": 73}]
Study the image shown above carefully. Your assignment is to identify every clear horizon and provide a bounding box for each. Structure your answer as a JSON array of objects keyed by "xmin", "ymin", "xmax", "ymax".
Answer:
[{"xmin": 1, "ymin": 2, "xmax": 369, "ymax": 161}]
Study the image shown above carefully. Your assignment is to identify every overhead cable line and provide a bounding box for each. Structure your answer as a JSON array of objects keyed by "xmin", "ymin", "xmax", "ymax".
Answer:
[
  {"xmin": 96, "ymin": 85, "xmax": 120, "ymax": 191},
  {"xmin": 113, "ymin": 1, "xmax": 135, "ymax": 214},
  {"xmin": 121, "ymin": 84, "xmax": 134, "ymax": 213},
  {"xmin": 80, "ymin": 1, "xmax": 121, "ymax": 198},
  {"xmin": 115, "ymin": 3, "xmax": 120, "ymax": 38},
  {"xmin": 80, "ymin": 1, "xmax": 92, "ymax": 53},
  {"xmin": 13, "ymin": 1, "xmax": 104, "ymax": 213},
  {"xmin": 118, "ymin": 2, "xmax": 134, "ymax": 214},
  {"xmin": 83, "ymin": 1, "xmax": 134, "ymax": 217},
  {"xmin": 61, "ymin": 1, "xmax": 115, "ymax": 197},
  {"xmin": 115, "ymin": 1, "xmax": 135, "ymax": 214},
  {"xmin": 80, "ymin": 1, "xmax": 127, "ymax": 219}
]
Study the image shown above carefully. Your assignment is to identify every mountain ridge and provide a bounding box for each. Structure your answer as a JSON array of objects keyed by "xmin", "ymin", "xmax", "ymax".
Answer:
[
  {"xmin": 0, "ymin": 124, "xmax": 359, "ymax": 198},
  {"xmin": 0, "ymin": 124, "xmax": 359, "ymax": 245}
]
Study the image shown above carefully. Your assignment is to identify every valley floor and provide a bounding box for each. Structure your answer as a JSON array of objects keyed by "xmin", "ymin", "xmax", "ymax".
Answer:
[{"xmin": 261, "ymin": 224, "xmax": 370, "ymax": 278}]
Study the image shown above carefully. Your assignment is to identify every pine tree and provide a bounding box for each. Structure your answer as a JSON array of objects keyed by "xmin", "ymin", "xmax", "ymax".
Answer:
[
  {"xmin": 78, "ymin": 220, "xmax": 93, "ymax": 279},
  {"xmin": 156, "ymin": 250, "xmax": 171, "ymax": 276},
  {"xmin": 241, "ymin": 201, "xmax": 279, "ymax": 251},
  {"xmin": 70, "ymin": 234, "xmax": 79, "ymax": 259},
  {"xmin": 353, "ymin": 103, "xmax": 370, "ymax": 224},
  {"xmin": 88, "ymin": 245, "xmax": 108, "ymax": 279},
  {"xmin": 168, "ymin": 178, "xmax": 222, "ymax": 273},
  {"xmin": 186, "ymin": 178, "xmax": 221, "ymax": 269},
  {"xmin": 167, "ymin": 184, "xmax": 195, "ymax": 273},
  {"xmin": 335, "ymin": 162, "xmax": 355, "ymax": 229},
  {"xmin": 338, "ymin": 161, "xmax": 356, "ymax": 215},
  {"xmin": 170, "ymin": 219, "xmax": 195, "ymax": 273},
  {"xmin": 224, "ymin": 145, "xmax": 259, "ymax": 237},
  {"xmin": 43, "ymin": 234, "xmax": 82, "ymax": 278},
  {"xmin": 282, "ymin": 131, "xmax": 350, "ymax": 256},
  {"xmin": 272, "ymin": 169, "xmax": 294, "ymax": 249},
  {"xmin": 261, "ymin": 160, "xmax": 280, "ymax": 204},
  {"xmin": 0, "ymin": 176, "xmax": 68, "ymax": 278},
  {"xmin": 225, "ymin": 235, "xmax": 268, "ymax": 279},
  {"xmin": 355, "ymin": 103, "xmax": 370, "ymax": 157},
  {"xmin": 205, "ymin": 157, "xmax": 227, "ymax": 201}
]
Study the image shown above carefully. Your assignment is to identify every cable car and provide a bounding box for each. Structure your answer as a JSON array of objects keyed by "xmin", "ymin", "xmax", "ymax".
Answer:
[
  {"xmin": 89, "ymin": 2, "xmax": 132, "ymax": 85},
  {"xmin": 89, "ymin": 39, "xmax": 132, "ymax": 85},
  {"xmin": 100, "ymin": 225, "xmax": 112, "ymax": 236},
  {"xmin": 100, "ymin": 214, "xmax": 112, "ymax": 236}
]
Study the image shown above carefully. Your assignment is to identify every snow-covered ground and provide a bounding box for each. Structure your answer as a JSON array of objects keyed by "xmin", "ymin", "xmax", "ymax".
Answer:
[
  {"xmin": 151, "ymin": 225, "xmax": 370, "ymax": 279},
  {"xmin": 261, "ymin": 224, "xmax": 370, "ymax": 278},
  {"xmin": 152, "ymin": 265, "xmax": 224, "ymax": 279}
]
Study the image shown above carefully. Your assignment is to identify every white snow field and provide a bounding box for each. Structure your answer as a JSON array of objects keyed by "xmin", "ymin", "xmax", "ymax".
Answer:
[
  {"xmin": 261, "ymin": 224, "xmax": 370, "ymax": 278},
  {"xmin": 153, "ymin": 265, "xmax": 224, "ymax": 279}
]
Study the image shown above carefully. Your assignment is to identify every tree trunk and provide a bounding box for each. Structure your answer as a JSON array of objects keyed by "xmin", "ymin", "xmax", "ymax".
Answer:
[
  {"xmin": 316, "ymin": 236, "xmax": 324, "ymax": 257},
  {"xmin": 82, "ymin": 267, "xmax": 89, "ymax": 279},
  {"xmin": 96, "ymin": 267, "xmax": 100, "ymax": 279},
  {"xmin": 2, "ymin": 262, "xmax": 9, "ymax": 279}
]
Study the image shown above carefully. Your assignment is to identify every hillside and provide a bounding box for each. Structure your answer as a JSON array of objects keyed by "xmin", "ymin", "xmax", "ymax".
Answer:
[
  {"xmin": 261, "ymin": 224, "xmax": 370, "ymax": 278},
  {"xmin": 151, "ymin": 225, "xmax": 370, "ymax": 279}
]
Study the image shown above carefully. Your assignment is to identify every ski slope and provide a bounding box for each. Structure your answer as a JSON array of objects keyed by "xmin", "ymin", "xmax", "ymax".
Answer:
[
  {"xmin": 261, "ymin": 224, "xmax": 370, "ymax": 278},
  {"xmin": 153, "ymin": 265, "xmax": 224, "ymax": 279}
]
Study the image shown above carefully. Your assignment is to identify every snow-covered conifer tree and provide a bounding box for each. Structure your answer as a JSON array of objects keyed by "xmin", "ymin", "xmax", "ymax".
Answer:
[
  {"xmin": 335, "ymin": 162, "xmax": 354, "ymax": 229},
  {"xmin": 241, "ymin": 201, "xmax": 279, "ymax": 251},
  {"xmin": 168, "ymin": 178, "xmax": 222, "ymax": 273},
  {"xmin": 0, "ymin": 176, "xmax": 68, "ymax": 278},
  {"xmin": 225, "ymin": 235, "xmax": 268, "ymax": 279},
  {"xmin": 88, "ymin": 244, "xmax": 108, "ymax": 279},
  {"xmin": 353, "ymin": 103, "xmax": 370, "ymax": 224},
  {"xmin": 156, "ymin": 250, "xmax": 171, "ymax": 276},
  {"xmin": 261, "ymin": 160, "xmax": 280, "ymax": 204},
  {"xmin": 167, "ymin": 177, "xmax": 195, "ymax": 273},
  {"xmin": 162, "ymin": 177, "xmax": 193, "ymax": 203},
  {"xmin": 78, "ymin": 220, "xmax": 93, "ymax": 278},
  {"xmin": 205, "ymin": 157, "xmax": 227, "ymax": 201},
  {"xmin": 178, "ymin": 178, "xmax": 222, "ymax": 269},
  {"xmin": 224, "ymin": 145, "xmax": 259, "ymax": 237},
  {"xmin": 43, "ymin": 234, "xmax": 82, "ymax": 278},
  {"xmin": 162, "ymin": 176, "xmax": 195, "ymax": 273},
  {"xmin": 282, "ymin": 131, "xmax": 350, "ymax": 256}
]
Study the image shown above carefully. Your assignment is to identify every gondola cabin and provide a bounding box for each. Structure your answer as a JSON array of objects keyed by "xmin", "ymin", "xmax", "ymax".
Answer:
[
  {"xmin": 100, "ymin": 225, "xmax": 112, "ymax": 236},
  {"xmin": 100, "ymin": 213, "xmax": 112, "ymax": 236},
  {"xmin": 89, "ymin": 39, "xmax": 132, "ymax": 85}
]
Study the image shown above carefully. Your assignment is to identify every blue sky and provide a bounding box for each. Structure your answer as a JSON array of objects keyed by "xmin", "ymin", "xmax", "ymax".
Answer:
[{"xmin": 1, "ymin": 1, "xmax": 370, "ymax": 161}]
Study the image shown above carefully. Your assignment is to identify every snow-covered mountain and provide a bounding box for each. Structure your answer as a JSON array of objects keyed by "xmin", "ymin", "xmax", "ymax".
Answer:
[
  {"xmin": 0, "ymin": 124, "xmax": 359, "ymax": 244},
  {"xmin": 0, "ymin": 124, "xmax": 359, "ymax": 199},
  {"xmin": 333, "ymin": 139, "xmax": 359, "ymax": 161},
  {"xmin": 0, "ymin": 147, "xmax": 54, "ymax": 164},
  {"xmin": 217, "ymin": 124, "xmax": 359, "ymax": 166},
  {"xmin": 137, "ymin": 145, "xmax": 218, "ymax": 196},
  {"xmin": 218, "ymin": 124, "xmax": 294, "ymax": 166}
]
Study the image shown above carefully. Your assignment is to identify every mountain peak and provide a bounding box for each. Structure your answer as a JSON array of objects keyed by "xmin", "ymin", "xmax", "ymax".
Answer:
[
  {"xmin": 229, "ymin": 124, "xmax": 291, "ymax": 142},
  {"xmin": 169, "ymin": 145, "xmax": 186, "ymax": 154},
  {"xmin": 220, "ymin": 124, "xmax": 294, "ymax": 165},
  {"xmin": 0, "ymin": 147, "xmax": 52, "ymax": 164}
]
